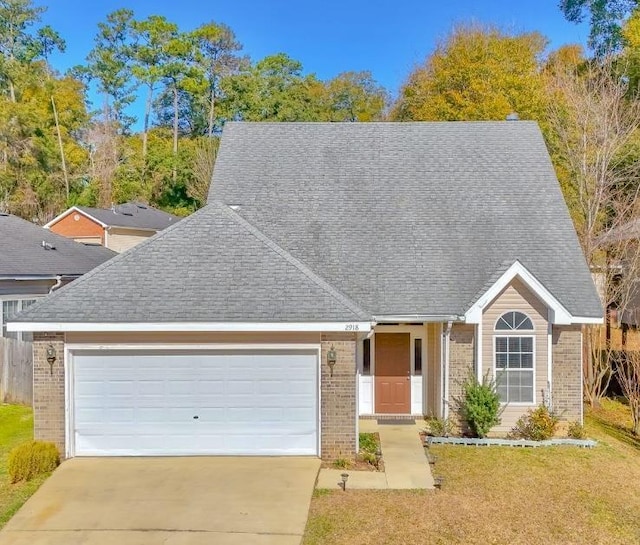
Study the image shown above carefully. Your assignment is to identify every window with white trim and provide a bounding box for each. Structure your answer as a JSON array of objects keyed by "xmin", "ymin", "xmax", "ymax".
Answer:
[
  {"xmin": 1, "ymin": 299, "xmax": 38, "ymax": 341},
  {"xmin": 495, "ymin": 311, "xmax": 534, "ymax": 403}
]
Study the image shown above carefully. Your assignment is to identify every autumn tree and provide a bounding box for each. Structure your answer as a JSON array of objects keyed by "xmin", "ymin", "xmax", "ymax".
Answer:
[
  {"xmin": 392, "ymin": 24, "xmax": 548, "ymax": 123},
  {"xmin": 0, "ymin": 0, "xmax": 88, "ymax": 218}
]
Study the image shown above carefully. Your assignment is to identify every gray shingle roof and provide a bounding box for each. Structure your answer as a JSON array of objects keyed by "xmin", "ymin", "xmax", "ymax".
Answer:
[
  {"xmin": 12, "ymin": 121, "xmax": 602, "ymax": 324},
  {"xmin": 77, "ymin": 202, "xmax": 180, "ymax": 230},
  {"xmin": 210, "ymin": 121, "xmax": 601, "ymax": 318},
  {"xmin": 14, "ymin": 203, "xmax": 368, "ymax": 323},
  {"xmin": 0, "ymin": 213, "xmax": 116, "ymax": 277}
]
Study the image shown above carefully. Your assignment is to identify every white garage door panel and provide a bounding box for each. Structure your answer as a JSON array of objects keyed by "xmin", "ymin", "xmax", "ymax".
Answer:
[{"xmin": 73, "ymin": 350, "xmax": 318, "ymax": 456}]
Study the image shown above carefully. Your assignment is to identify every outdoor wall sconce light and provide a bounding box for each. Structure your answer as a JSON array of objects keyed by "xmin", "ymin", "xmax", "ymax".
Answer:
[
  {"xmin": 326, "ymin": 345, "xmax": 337, "ymax": 377},
  {"xmin": 339, "ymin": 472, "xmax": 349, "ymax": 491},
  {"xmin": 46, "ymin": 344, "xmax": 57, "ymax": 376}
]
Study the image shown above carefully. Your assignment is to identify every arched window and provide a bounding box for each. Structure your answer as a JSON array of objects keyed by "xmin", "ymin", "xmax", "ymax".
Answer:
[
  {"xmin": 495, "ymin": 311, "xmax": 533, "ymax": 331},
  {"xmin": 494, "ymin": 311, "xmax": 534, "ymax": 403}
]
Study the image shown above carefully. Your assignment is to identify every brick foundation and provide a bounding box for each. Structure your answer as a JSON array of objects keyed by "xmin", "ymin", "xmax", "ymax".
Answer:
[
  {"xmin": 320, "ymin": 333, "xmax": 357, "ymax": 460},
  {"xmin": 552, "ymin": 325, "xmax": 583, "ymax": 423},
  {"xmin": 33, "ymin": 332, "xmax": 65, "ymax": 455}
]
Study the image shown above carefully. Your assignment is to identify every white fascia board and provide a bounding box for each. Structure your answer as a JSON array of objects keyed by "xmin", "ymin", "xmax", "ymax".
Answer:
[
  {"xmin": 570, "ymin": 316, "xmax": 604, "ymax": 325},
  {"xmin": 464, "ymin": 261, "xmax": 574, "ymax": 325},
  {"xmin": 7, "ymin": 321, "xmax": 373, "ymax": 333}
]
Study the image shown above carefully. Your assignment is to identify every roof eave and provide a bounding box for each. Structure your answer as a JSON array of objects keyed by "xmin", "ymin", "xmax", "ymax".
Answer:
[
  {"xmin": 463, "ymin": 260, "xmax": 602, "ymax": 325},
  {"xmin": 0, "ymin": 274, "xmax": 81, "ymax": 281},
  {"xmin": 7, "ymin": 321, "xmax": 374, "ymax": 333},
  {"xmin": 373, "ymin": 314, "xmax": 465, "ymax": 323}
]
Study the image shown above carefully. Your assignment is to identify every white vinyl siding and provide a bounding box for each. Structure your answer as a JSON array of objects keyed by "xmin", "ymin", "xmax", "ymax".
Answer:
[
  {"xmin": 482, "ymin": 278, "xmax": 549, "ymax": 432},
  {"xmin": 106, "ymin": 228, "xmax": 154, "ymax": 253},
  {"xmin": 71, "ymin": 349, "xmax": 319, "ymax": 456}
]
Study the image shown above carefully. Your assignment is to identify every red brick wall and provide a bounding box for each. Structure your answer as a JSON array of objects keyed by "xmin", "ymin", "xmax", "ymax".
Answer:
[{"xmin": 49, "ymin": 211, "xmax": 104, "ymax": 242}]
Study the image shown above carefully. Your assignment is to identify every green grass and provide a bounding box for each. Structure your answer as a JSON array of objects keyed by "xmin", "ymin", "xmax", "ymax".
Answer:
[
  {"xmin": 304, "ymin": 399, "xmax": 640, "ymax": 545},
  {"xmin": 0, "ymin": 404, "xmax": 47, "ymax": 529}
]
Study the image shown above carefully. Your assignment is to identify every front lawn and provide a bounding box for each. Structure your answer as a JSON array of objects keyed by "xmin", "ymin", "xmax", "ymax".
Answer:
[
  {"xmin": 304, "ymin": 399, "xmax": 640, "ymax": 545},
  {"xmin": 0, "ymin": 404, "xmax": 47, "ymax": 529}
]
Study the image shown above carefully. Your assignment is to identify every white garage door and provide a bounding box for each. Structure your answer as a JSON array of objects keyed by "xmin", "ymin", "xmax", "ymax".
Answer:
[{"xmin": 72, "ymin": 349, "xmax": 318, "ymax": 456}]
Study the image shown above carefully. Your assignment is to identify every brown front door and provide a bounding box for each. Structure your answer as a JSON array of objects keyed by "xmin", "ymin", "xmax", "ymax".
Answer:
[{"xmin": 375, "ymin": 333, "xmax": 411, "ymax": 414}]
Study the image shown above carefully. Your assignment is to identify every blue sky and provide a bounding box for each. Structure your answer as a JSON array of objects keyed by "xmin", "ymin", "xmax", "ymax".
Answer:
[{"xmin": 41, "ymin": 1, "xmax": 589, "ymax": 117}]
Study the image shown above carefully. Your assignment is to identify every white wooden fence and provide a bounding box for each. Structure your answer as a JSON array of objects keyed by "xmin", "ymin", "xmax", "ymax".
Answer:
[{"xmin": 0, "ymin": 338, "xmax": 32, "ymax": 405}]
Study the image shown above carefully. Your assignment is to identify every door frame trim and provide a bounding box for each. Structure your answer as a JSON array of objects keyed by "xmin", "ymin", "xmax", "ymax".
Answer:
[
  {"xmin": 64, "ymin": 343, "xmax": 322, "ymax": 458},
  {"xmin": 360, "ymin": 325, "xmax": 428, "ymax": 415}
]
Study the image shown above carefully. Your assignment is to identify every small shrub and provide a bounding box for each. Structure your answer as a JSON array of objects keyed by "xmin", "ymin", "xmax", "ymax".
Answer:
[
  {"xmin": 460, "ymin": 373, "xmax": 502, "ymax": 438},
  {"xmin": 358, "ymin": 433, "xmax": 378, "ymax": 454},
  {"xmin": 8, "ymin": 441, "xmax": 60, "ymax": 483},
  {"xmin": 332, "ymin": 457, "xmax": 351, "ymax": 469},
  {"xmin": 360, "ymin": 451, "xmax": 377, "ymax": 466},
  {"xmin": 510, "ymin": 406, "xmax": 559, "ymax": 441},
  {"xmin": 567, "ymin": 421, "xmax": 587, "ymax": 439},
  {"xmin": 425, "ymin": 416, "xmax": 455, "ymax": 437}
]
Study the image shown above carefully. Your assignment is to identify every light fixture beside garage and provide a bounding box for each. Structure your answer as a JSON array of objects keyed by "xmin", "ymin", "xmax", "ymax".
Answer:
[
  {"xmin": 327, "ymin": 345, "xmax": 337, "ymax": 376},
  {"xmin": 46, "ymin": 344, "xmax": 57, "ymax": 375}
]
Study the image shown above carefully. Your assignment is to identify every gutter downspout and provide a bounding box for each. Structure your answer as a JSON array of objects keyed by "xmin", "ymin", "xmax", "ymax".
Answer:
[
  {"xmin": 49, "ymin": 275, "xmax": 63, "ymax": 294},
  {"xmin": 442, "ymin": 320, "xmax": 453, "ymax": 419}
]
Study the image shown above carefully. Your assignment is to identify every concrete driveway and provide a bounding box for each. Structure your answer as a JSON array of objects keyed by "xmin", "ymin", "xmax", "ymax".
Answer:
[{"xmin": 0, "ymin": 457, "xmax": 321, "ymax": 545}]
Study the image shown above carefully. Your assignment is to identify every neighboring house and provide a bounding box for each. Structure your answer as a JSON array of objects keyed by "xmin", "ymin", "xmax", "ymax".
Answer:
[
  {"xmin": 44, "ymin": 202, "xmax": 180, "ymax": 253},
  {"xmin": 9, "ymin": 122, "xmax": 602, "ymax": 460},
  {"xmin": 593, "ymin": 217, "xmax": 640, "ymax": 349},
  {"xmin": 0, "ymin": 213, "xmax": 116, "ymax": 341}
]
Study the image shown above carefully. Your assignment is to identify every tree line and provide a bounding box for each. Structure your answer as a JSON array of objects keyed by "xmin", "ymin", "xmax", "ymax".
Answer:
[{"xmin": 0, "ymin": 1, "xmax": 388, "ymax": 220}]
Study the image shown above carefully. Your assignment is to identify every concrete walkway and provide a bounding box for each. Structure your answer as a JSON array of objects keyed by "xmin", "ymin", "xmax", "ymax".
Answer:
[
  {"xmin": 316, "ymin": 419, "xmax": 434, "ymax": 490},
  {"xmin": 1, "ymin": 457, "xmax": 321, "ymax": 545}
]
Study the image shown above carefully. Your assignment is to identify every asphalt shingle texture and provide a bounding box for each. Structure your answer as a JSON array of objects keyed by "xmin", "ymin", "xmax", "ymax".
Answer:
[
  {"xmin": 210, "ymin": 121, "xmax": 601, "ymax": 319},
  {"xmin": 77, "ymin": 203, "xmax": 179, "ymax": 230},
  {"xmin": 14, "ymin": 203, "xmax": 367, "ymax": 323},
  {"xmin": 13, "ymin": 121, "xmax": 602, "ymax": 324},
  {"xmin": 0, "ymin": 214, "xmax": 116, "ymax": 277}
]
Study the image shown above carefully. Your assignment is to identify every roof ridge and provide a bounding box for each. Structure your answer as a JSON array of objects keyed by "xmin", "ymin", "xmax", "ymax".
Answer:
[{"xmin": 214, "ymin": 201, "xmax": 371, "ymax": 320}]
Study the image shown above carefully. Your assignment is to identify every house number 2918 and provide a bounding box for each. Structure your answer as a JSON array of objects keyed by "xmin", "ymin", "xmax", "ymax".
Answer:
[{"xmin": 344, "ymin": 324, "xmax": 360, "ymax": 331}]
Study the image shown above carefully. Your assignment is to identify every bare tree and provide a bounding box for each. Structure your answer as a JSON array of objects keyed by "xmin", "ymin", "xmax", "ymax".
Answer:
[
  {"xmin": 187, "ymin": 137, "xmax": 218, "ymax": 206},
  {"xmin": 546, "ymin": 55, "xmax": 640, "ymax": 407},
  {"xmin": 617, "ymin": 350, "xmax": 640, "ymax": 435},
  {"xmin": 86, "ymin": 120, "xmax": 120, "ymax": 208}
]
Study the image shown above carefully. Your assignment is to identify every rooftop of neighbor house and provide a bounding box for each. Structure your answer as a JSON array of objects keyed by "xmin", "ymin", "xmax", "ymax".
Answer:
[
  {"xmin": 0, "ymin": 213, "xmax": 116, "ymax": 277},
  {"xmin": 64, "ymin": 202, "xmax": 180, "ymax": 231}
]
